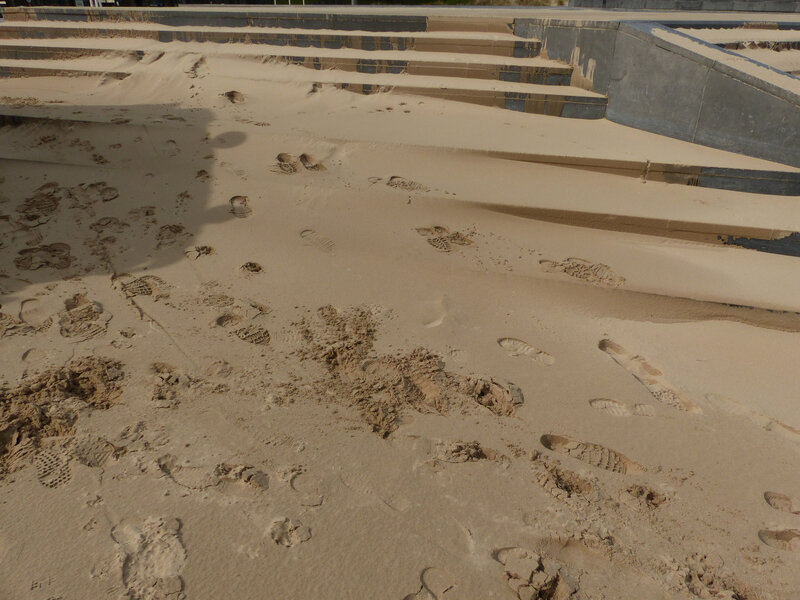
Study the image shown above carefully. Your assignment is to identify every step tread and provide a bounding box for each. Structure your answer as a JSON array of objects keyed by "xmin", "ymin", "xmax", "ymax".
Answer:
[
  {"xmin": 0, "ymin": 56, "xmax": 600, "ymax": 98},
  {"xmin": 221, "ymin": 65, "xmax": 603, "ymax": 98},
  {"xmin": 677, "ymin": 27, "xmax": 800, "ymax": 43},
  {"xmin": 0, "ymin": 21, "xmax": 539, "ymax": 42},
  {"xmin": 0, "ymin": 38, "xmax": 564, "ymax": 69}
]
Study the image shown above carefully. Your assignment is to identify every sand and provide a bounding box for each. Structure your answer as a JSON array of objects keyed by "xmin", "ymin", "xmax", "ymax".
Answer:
[{"xmin": 1, "ymin": 35, "xmax": 800, "ymax": 600}]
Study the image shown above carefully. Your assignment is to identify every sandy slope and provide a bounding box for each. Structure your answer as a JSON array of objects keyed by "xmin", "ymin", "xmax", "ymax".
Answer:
[{"xmin": 1, "ymin": 45, "xmax": 800, "ymax": 600}]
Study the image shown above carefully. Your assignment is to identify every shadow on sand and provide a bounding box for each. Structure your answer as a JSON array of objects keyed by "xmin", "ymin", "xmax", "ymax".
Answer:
[{"xmin": 0, "ymin": 102, "xmax": 244, "ymax": 308}]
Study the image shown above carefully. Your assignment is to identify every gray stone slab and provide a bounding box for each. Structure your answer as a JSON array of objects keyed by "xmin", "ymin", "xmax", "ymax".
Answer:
[
  {"xmin": 725, "ymin": 232, "xmax": 800, "ymax": 256},
  {"xmin": 694, "ymin": 68, "xmax": 800, "ymax": 167},
  {"xmin": 606, "ymin": 28, "xmax": 708, "ymax": 141},
  {"xmin": 573, "ymin": 26, "xmax": 618, "ymax": 92},
  {"xmin": 697, "ymin": 167, "xmax": 800, "ymax": 195},
  {"xmin": 569, "ymin": 0, "xmax": 800, "ymax": 9}
]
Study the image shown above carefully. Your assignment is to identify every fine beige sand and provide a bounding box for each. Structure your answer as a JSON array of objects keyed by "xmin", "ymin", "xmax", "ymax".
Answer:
[{"xmin": 2, "ymin": 42, "xmax": 800, "ymax": 600}]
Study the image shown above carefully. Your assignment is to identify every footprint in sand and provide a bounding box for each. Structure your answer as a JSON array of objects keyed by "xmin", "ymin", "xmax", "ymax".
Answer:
[
  {"xmin": 16, "ymin": 183, "xmax": 63, "ymax": 226},
  {"xmin": 119, "ymin": 275, "xmax": 169, "ymax": 300},
  {"xmin": 19, "ymin": 298, "xmax": 54, "ymax": 332},
  {"xmin": 498, "ymin": 337, "xmax": 554, "ymax": 366},
  {"xmin": 34, "ymin": 449, "xmax": 72, "ymax": 489},
  {"xmin": 275, "ymin": 153, "xmax": 301, "ymax": 174},
  {"xmin": 157, "ymin": 224, "xmax": 189, "ymax": 249},
  {"xmin": 111, "ymin": 517, "xmax": 185, "ymax": 599},
  {"xmin": 599, "ymin": 339, "xmax": 700, "ymax": 414},
  {"xmin": 185, "ymin": 245, "xmax": 215, "ymax": 260},
  {"xmin": 90, "ymin": 217, "xmax": 130, "ymax": 235},
  {"xmin": 299, "ymin": 153, "xmax": 326, "ymax": 171},
  {"xmin": 625, "ymin": 484, "xmax": 668, "ymax": 509},
  {"xmin": 71, "ymin": 435, "xmax": 118, "ymax": 469},
  {"xmin": 540, "ymin": 257, "xmax": 624, "ymax": 288},
  {"xmin": 764, "ymin": 492, "xmax": 800, "ymax": 515},
  {"xmin": 234, "ymin": 324, "xmax": 270, "ymax": 346},
  {"xmin": 588, "ymin": 398, "xmax": 655, "ymax": 417},
  {"xmin": 216, "ymin": 312, "xmax": 244, "ymax": 329},
  {"xmin": 240, "ymin": 262, "xmax": 263, "ymax": 275},
  {"xmin": 531, "ymin": 454, "xmax": 596, "ymax": 505},
  {"xmin": 402, "ymin": 567, "xmax": 457, "ymax": 600},
  {"xmin": 214, "ymin": 463, "xmax": 270, "ymax": 491},
  {"xmin": 415, "ymin": 226, "xmax": 473, "ymax": 254},
  {"xmin": 15, "ymin": 243, "xmax": 74, "ymax": 271},
  {"xmin": 268, "ymin": 518, "xmax": 311, "ymax": 547},
  {"xmin": 229, "ymin": 195, "xmax": 252, "ymax": 218},
  {"xmin": 758, "ymin": 529, "xmax": 800, "ymax": 551},
  {"xmin": 300, "ymin": 228, "xmax": 335, "ymax": 254},
  {"xmin": 495, "ymin": 547, "xmax": 578, "ymax": 600},
  {"xmin": 388, "ymin": 176, "xmax": 429, "ymax": 193},
  {"xmin": 540, "ymin": 434, "xmax": 643, "ymax": 474},
  {"xmin": 58, "ymin": 293, "xmax": 110, "ymax": 341},
  {"xmin": 222, "ymin": 90, "xmax": 245, "ymax": 104}
]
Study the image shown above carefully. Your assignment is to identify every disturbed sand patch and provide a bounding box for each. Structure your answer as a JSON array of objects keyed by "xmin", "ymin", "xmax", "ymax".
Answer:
[
  {"xmin": 0, "ymin": 356, "xmax": 124, "ymax": 477},
  {"xmin": 296, "ymin": 305, "xmax": 524, "ymax": 437}
]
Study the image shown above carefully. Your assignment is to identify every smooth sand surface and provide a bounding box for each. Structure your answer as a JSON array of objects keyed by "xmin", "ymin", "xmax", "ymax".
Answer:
[{"xmin": 1, "ymin": 40, "xmax": 800, "ymax": 600}]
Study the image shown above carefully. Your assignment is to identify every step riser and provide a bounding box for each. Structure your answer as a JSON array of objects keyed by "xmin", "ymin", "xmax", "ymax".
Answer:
[
  {"xmin": 224, "ymin": 55, "xmax": 571, "ymax": 85},
  {"xmin": 334, "ymin": 83, "xmax": 606, "ymax": 119},
  {"xmin": 0, "ymin": 27, "xmax": 541, "ymax": 58},
  {"xmin": 3, "ymin": 8, "xmax": 513, "ymax": 35},
  {"xmin": 0, "ymin": 66, "xmax": 129, "ymax": 79},
  {"xmin": 718, "ymin": 40, "xmax": 800, "ymax": 51},
  {"xmin": 0, "ymin": 45, "xmax": 572, "ymax": 84},
  {"xmin": 0, "ymin": 45, "xmax": 144, "ymax": 61}
]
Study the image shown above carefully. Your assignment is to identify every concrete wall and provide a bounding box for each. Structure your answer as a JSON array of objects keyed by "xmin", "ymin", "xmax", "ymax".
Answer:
[
  {"xmin": 569, "ymin": 0, "xmax": 800, "ymax": 12},
  {"xmin": 515, "ymin": 18, "xmax": 800, "ymax": 169}
]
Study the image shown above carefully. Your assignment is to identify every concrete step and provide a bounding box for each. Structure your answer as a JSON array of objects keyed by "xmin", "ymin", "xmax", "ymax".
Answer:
[
  {"xmin": 0, "ymin": 61, "xmax": 129, "ymax": 80},
  {"xmin": 0, "ymin": 44, "xmax": 146, "ymax": 61},
  {"xmin": 677, "ymin": 26, "xmax": 800, "ymax": 50},
  {"xmin": 0, "ymin": 22, "xmax": 542, "ymax": 58},
  {"xmin": 0, "ymin": 40, "xmax": 572, "ymax": 85},
  {"xmin": 273, "ymin": 71, "xmax": 606, "ymax": 118},
  {"xmin": 2, "ymin": 7, "xmax": 515, "ymax": 34}
]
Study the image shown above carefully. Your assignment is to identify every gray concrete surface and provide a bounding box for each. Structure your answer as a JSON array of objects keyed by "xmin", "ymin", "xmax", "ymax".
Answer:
[
  {"xmin": 515, "ymin": 17, "xmax": 800, "ymax": 169},
  {"xmin": 570, "ymin": 0, "xmax": 800, "ymax": 12}
]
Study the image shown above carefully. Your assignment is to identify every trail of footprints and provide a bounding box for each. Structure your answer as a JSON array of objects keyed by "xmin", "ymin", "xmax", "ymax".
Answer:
[{"xmin": 761, "ymin": 491, "xmax": 800, "ymax": 552}]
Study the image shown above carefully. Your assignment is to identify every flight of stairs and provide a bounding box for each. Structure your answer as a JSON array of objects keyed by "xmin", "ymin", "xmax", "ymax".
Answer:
[{"xmin": 0, "ymin": 8, "xmax": 608, "ymax": 119}]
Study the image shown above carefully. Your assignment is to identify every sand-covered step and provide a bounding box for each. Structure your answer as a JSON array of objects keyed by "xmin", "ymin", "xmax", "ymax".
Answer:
[
  {"xmin": 0, "ymin": 22, "xmax": 542, "ymax": 58},
  {"xmin": 0, "ymin": 39, "xmax": 570, "ymax": 85},
  {"xmin": 678, "ymin": 27, "xmax": 800, "ymax": 50},
  {"xmin": 0, "ymin": 60, "xmax": 129, "ymax": 80},
  {"xmin": 280, "ymin": 71, "xmax": 605, "ymax": 118},
  {"xmin": 0, "ymin": 44, "xmax": 146, "ymax": 62},
  {"xmin": 735, "ymin": 48, "xmax": 800, "ymax": 74},
  {"xmin": 3, "ymin": 7, "xmax": 515, "ymax": 35},
  {"xmin": 338, "ymin": 82, "xmax": 604, "ymax": 118}
]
